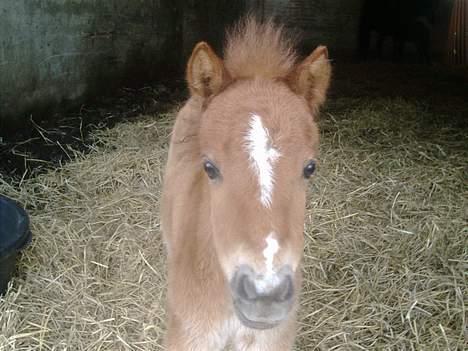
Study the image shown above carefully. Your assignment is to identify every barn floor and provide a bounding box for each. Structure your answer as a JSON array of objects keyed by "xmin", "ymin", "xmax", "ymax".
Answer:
[{"xmin": 0, "ymin": 63, "xmax": 467, "ymax": 350}]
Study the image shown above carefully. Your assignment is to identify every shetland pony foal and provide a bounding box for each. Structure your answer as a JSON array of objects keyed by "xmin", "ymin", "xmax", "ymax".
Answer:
[{"xmin": 162, "ymin": 18, "xmax": 331, "ymax": 350}]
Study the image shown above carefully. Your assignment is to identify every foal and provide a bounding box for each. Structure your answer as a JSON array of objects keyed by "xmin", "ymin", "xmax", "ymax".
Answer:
[{"xmin": 161, "ymin": 18, "xmax": 331, "ymax": 350}]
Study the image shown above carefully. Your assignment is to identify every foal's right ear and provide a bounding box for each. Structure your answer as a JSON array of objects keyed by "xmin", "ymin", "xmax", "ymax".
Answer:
[
  {"xmin": 186, "ymin": 42, "xmax": 228, "ymax": 98},
  {"xmin": 287, "ymin": 45, "xmax": 331, "ymax": 112}
]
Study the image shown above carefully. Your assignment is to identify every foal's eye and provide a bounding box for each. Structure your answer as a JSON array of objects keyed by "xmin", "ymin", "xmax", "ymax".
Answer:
[
  {"xmin": 303, "ymin": 160, "xmax": 316, "ymax": 179},
  {"xmin": 203, "ymin": 160, "xmax": 220, "ymax": 180}
]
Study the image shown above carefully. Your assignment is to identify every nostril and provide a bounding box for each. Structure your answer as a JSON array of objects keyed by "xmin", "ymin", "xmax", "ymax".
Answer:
[
  {"xmin": 231, "ymin": 265, "xmax": 295, "ymax": 304},
  {"xmin": 274, "ymin": 275, "xmax": 294, "ymax": 302},
  {"xmin": 239, "ymin": 274, "xmax": 258, "ymax": 301}
]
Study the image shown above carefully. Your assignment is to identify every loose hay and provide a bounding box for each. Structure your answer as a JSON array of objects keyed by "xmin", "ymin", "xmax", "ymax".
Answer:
[{"xmin": 0, "ymin": 98, "xmax": 466, "ymax": 350}]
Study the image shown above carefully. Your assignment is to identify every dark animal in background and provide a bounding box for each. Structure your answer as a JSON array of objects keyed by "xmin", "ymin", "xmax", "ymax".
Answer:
[{"xmin": 358, "ymin": 0, "xmax": 438, "ymax": 63}]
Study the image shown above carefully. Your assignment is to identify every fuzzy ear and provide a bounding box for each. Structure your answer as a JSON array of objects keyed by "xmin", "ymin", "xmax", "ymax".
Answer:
[
  {"xmin": 186, "ymin": 42, "xmax": 228, "ymax": 98},
  {"xmin": 287, "ymin": 46, "xmax": 331, "ymax": 112}
]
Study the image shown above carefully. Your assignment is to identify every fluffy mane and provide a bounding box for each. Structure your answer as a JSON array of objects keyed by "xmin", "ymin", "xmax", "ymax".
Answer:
[{"xmin": 223, "ymin": 17, "xmax": 298, "ymax": 80}]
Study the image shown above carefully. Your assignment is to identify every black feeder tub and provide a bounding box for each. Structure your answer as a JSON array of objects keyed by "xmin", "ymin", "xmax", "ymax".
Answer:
[{"xmin": 0, "ymin": 195, "xmax": 32, "ymax": 295}]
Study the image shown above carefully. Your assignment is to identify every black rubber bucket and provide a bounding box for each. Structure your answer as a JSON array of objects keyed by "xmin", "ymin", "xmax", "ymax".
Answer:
[{"xmin": 0, "ymin": 195, "xmax": 32, "ymax": 295}]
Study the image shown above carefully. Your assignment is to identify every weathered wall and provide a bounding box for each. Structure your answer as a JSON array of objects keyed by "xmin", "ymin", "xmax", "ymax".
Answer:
[
  {"xmin": 0, "ymin": 0, "xmax": 246, "ymax": 129},
  {"xmin": 0, "ymin": 0, "xmax": 456, "ymax": 129},
  {"xmin": 0, "ymin": 0, "xmax": 184, "ymax": 128}
]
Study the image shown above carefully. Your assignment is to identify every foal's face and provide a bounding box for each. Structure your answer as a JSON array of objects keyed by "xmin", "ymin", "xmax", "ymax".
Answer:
[
  {"xmin": 199, "ymin": 80, "xmax": 319, "ymax": 329},
  {"xmin": 186, "ymin": 40, "xmax": 330, "ymax": 330}
]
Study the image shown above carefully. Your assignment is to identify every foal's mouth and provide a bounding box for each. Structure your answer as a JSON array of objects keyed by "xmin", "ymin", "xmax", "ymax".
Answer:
[{"xmin": 233, "ymin": 305, "xmax": 282, "ymax": 330}]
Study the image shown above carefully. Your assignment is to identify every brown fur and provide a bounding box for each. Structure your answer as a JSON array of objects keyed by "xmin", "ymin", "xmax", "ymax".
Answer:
[
  {"xmin": 161, "ymin": 18, "xmax": 331, "ymax": 350},
  {"xmin": 187, "ymin": 42, "xmax": 231, "ymax": 97},
  {"xmin": 287, "ymin": 45, "xmax": 332, "ymax": 112}
]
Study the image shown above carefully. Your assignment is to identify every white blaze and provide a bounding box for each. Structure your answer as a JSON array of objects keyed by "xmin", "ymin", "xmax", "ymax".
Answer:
[
  {"xmin": 263, "ymin": 233, "xmax": 279, "ymax": 275},
  {"xmin": 244, "ymin": 114, "xmax": 281, "ymax": 208},
  {"xmin": 255, "ymin": 233, "xmax": 281, "ymax": 293}
]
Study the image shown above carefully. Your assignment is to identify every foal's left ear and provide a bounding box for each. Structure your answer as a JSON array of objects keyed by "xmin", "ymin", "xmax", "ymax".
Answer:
[
  {"xmin": 186, "ymin": 42, "xmax": 229, "ymax": 98},
  {"xmin": 287, "ymin": 46, "xmax": 331, "ymax": 112}
]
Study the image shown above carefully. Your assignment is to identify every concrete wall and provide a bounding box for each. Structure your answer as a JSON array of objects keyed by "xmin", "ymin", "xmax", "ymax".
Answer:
[
  {"xmin": 0, "ymin": 0, "xmax": 456, "ymax": 129},
  {"xmin": 0, "ymin": 0, "xmax": 246, "ymax": 129},
  {"xmin": 0, "ymin": 1, "xmax": 182, "ymax": 128}
]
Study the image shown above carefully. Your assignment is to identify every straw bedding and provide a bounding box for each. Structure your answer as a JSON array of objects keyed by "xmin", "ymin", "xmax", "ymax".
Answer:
[{"xmin": 0, "ymin": 95, "xmax": 466, "ymax": 350}]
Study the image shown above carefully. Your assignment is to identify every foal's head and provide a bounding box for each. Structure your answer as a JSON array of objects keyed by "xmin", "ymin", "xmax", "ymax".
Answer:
[{"xmin": 186, "ymin": 19, "xmax": 331, "ymax": 329}]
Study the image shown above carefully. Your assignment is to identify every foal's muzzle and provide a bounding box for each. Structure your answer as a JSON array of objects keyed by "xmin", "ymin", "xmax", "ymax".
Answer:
[{"xmin": 230, "ymin": 265, "xmax": 295, "ymax": 330}]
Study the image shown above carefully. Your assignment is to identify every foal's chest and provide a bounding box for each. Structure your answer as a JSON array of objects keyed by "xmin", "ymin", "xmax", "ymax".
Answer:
[{"xmin": 210, "ymin": 317, "xmax": 269, "ymax": 350}]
